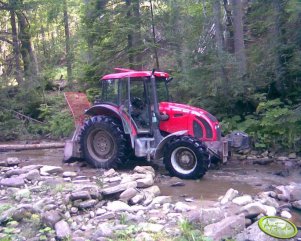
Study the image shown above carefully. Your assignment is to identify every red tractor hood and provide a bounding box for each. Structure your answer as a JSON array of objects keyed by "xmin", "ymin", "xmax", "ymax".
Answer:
[{"xmin": 159, "ymin": 102, "xmax": 221, "ymax": 141}]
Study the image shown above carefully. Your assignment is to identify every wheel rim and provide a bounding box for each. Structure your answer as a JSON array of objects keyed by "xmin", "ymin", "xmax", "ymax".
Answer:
[
  {"xmin": 171, "ymin": 147, "xmax": 197, "ymax": 175},
  {"xmin": 87, "ymin": 129, "xmax": 116, "ymax": 162}
]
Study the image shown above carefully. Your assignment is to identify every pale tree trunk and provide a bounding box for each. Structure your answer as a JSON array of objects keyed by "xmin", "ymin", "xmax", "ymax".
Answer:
[
  {"xmin": 232, "ymin": 0, "xmax": 247, "ymax": 76},
  {"xmin": 63, "ymin": 0, "xmax": 72, "ymax": 82},
  {"xmin": 9, "ymin": 9, "xmax": 23, "ymax": 83},
  {"xmin": 213, "ymin": 0, "xmax": 224, "ymax": 53}
]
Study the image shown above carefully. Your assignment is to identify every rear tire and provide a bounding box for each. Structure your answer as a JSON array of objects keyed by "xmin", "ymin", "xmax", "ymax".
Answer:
[
  {"xmin": 80, "ymin": 116, "xmax": 127, "ymax": 169},
  {"xmin": 163, "ymin": 136, "xmax": 210, "ymax": 179}
]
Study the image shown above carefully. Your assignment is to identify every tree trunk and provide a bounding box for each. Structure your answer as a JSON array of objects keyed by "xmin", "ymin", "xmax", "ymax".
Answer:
[
  {"xmin": 213, "ymin": 0, "xmax": 229, "ymax": 96},
  {"xmin": 126, "ymin": 0, "xmax": 134, "ymax": 68},
  {"xmin": 132, "ymin": 0, "xmax": 143, "ymax": 70},
  {"xmin": 0, "ymin": 142, "xmax": 65, "ymax": 152},
  {"xmin": 150, "ymin": 0, "xmax": 159, "ymax": 69},
  {"xmin": 213, "ymin": 0, "xmax": 224, "ymax": 53},
  {"xmin": 9, "ymin": 9, "xmax": 23, "ymax": 84},
  {"xmin": 17, "ymin": 11, "xmax": 39, "ymax": 82},
  {"xmin": 232, "ymin": 0, "xmax": 247, "ymax": 76},
  {"xmin": 223, "ymin": 0, "xmax": 234, "ymax": 53},
  {"xmin": 63, "ymin": 0, "xmax": 72, "ymax": 82}
]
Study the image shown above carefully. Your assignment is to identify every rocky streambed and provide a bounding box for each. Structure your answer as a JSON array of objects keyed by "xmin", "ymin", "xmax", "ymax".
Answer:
[{"xmin": 0, "ymin": 149, "xmax": 301, "ymax": 241}]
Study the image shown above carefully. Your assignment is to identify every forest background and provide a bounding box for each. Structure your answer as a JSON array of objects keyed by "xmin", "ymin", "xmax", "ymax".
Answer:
[{"xmin": 0, "ymin": 0, "xmax": 301, "ymax": 152}]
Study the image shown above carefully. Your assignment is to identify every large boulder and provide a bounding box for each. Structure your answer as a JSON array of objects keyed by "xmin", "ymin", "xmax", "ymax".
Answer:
[
  {"xmin": 204, "ymin": 214, "xmax": 245, "ymax": 241},
  {"xmin": 119, "ymin": 188, "xmax": 139, "ymax": 202},
  {"xmin": 235, "ymin": 221, "xmax": 295, "ymax": 241},
  {"xmin": 0, "ymin": 177, "xmax": 24, "ymax": 187},
  {"xmin": 102, "ymin": 181, "xmax": 137, "ymax": 195}
]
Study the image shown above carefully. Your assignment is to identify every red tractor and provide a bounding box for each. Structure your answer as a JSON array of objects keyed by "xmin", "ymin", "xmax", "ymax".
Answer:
[{"xmin": 64, "ymin": 68, "xmax": 248, "ymax": 179}]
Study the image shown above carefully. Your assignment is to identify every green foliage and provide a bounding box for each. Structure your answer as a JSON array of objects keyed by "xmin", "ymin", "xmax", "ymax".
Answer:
[
  {"xmin": 221, "ymin": 99, "xmax": 301, "ymax": 151},
  {"xmin": 38, "ymin": 94, "xmax": 74, "ymax": 138},
  {"xmin": 176, "ymin": 220, "xmax": 211, "ymax": 241}
]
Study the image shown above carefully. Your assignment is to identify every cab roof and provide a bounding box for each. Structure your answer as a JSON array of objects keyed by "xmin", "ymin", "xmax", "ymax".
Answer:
[{"xmin": 101, "ymin": 68, "xmax": 170, "ymax": 80}]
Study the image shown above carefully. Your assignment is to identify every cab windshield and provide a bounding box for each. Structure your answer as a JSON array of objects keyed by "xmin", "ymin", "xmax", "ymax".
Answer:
[{"xmin": 101, "ymin": 77, "xmax": 169, "ymax": 105}]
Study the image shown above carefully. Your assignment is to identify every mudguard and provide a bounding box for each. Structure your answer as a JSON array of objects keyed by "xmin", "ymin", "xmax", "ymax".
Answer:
[{"xmin": 154, "ymin": 130, "xmax": 188, "ymax": 160}]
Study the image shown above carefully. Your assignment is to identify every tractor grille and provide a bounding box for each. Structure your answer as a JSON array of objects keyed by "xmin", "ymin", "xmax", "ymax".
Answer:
[{"xmin": 196, "ymin": 116, "xmax": 213, "ymax": 139}]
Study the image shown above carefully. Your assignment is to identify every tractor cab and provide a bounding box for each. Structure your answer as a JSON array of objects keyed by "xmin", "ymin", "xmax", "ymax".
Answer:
[{"xmin": 100, "ymin": 71, "xmax": 169, "ymax": 135}]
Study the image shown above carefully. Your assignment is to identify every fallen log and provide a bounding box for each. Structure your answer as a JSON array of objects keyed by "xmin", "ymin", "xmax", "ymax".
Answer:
[{"xmin": 0, "ymin": 142, "xmax": 65, "ymax": 151}]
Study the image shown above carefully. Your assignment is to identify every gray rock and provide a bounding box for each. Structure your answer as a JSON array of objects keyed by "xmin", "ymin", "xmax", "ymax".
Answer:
[
  {"xmin": 239, "ymin": 202, "xmax": 276, "ymax": 218},
  {"xmin": 220, "ymin": 188, "xmax": 239, "ymax": 205},
  {"xmin": 119, "ymin": 188, "xmax": 138, "ymax": 201},
  {"xmin": 93, "ymin": 223, "xmax": 113, "ymax": 237},
  {"xmin": 232, "ymin": 195, "xmax": 253, "ymax": 206},
  {"xmin": 235, "ymin": 221, "xmax": 294, "ymax": 241},
  {"xmin": 199, "ymin": 207, "xmax": 227, "ymax": 225},
  {"xmin": 78, "ymin": 199, "xmax": 98, "ymax": 209},
  {"xmin": 139, "ymin": 222, "xmax": 164, "ymax": 233},
  {"xmin": 96, "ymin": 208, "xmax": 106, "ymax": 216},
  {"xmin": 135, "ymin": 232, "xmax": 154, "ymax": 241},
  {"xmin": 204, "ymin": 215, "xmax": 245, "ymax": 241},
  {"xmin": 288, "ymin": 153, "xmax": 297, "ymax": 159},
  {"xmin": 277, "ymin": 156, "xmax": 288, "ymax": 161},
  {"xmin": 70, "ymin": 191, "xmax": 91, "ymax": 201},
  {"xmin": 0, "ymin": 177, "xmax": 24, "ymax": 187},
  {"xmin": 14, "ymin": 189, "xmax": 31, "ymax": 201},
  {"xmin": 42, "ymin": 210, "xmax": 62, "ymax": 228},
  {"xmin": 23, "ymin": 169, "xmax": 40, "ymax": 181},
  {"xmin": 257, "ymin": 192, "xmax": 279, "ymax": 208},
  {"xmin": 55, "ymin": 220, "xmax": 71, "ymax": 240},
  {"xmin": 142, "ymin": 192, "xmax": 154, "ymax": 206},
  {"xmin": 5, "ymin": 169, "xmax": 27, "ymax": 177},
  {"xmin": 102, "ymin": 181, "xmax": 137, "ymax": 195},
  {"xmin": 70, "ymin": 207, "xmax": 78, "ymax": 214},
  {"xmin": 136, "ymin": 175, "xmax": 154, "ymax": 188},
  {"xmin": 94, "ymin": 212, "xmax": 115, "ymax": 221},
  {"xmin": 0, "ymin": 207, "xmax": 16, "ymax": 224},
  {"xmin": 134, "ymin": 166, "xmax": 155, "ymax": 176},
  {"xmin": 292, "ymin": 200, "xmax": 301, "ymax": 210},
  {"xmin": 130, "ymin": 194, "xmax": 144, "ymax": 205},
  {"xmin": 143, "ymin": 185, "xmax": 161, "ymax": 197},
  {"xmin": 40, "ymin": 165, "xmax": 63, "ymax": 175},
  {"xmin": 151, "ymin": 196, "xmax": 172, "ymax": 205},
  {"xmin": 62, "ymin": 171, "xmax": 77, "ymax": 177},
  {"xmin": 289, "ymin": 185, "xmax": 301, "ymax": 201},
  {"xmin": 174, "ymin": 202, "xmax": 192, "ymax": 212},
  {"xmin": 280, "ymin": 210, "xmax": 292, "ymax": 219},
  {"xmin": 7, "ymin": 157, "xmax": 21, "ymax": 166},
  {"xmin": 103, "ymin": 168, "xmax": 117, "ymax": 177},
  {"xmin": 107, "ymin": 201, "xmax": 132, "ymax": 212}
]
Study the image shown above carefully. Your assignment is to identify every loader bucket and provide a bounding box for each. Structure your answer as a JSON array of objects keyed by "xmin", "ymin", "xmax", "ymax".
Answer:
[{"xmin": 63, "ymin": 92, "xmax": 91, "ymax": 162}]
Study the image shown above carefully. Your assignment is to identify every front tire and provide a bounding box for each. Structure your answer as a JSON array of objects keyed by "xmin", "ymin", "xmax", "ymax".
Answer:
[
  {"xmin": 80, "ymin": 116, "xmax": 127, "ymax": 169},
  {"xmin": 163, "ymin": 136, "xmax": 210, "ymax": 179}
]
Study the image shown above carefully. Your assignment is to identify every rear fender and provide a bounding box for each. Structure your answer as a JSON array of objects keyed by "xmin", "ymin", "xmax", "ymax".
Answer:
[
  {"xmin": 85, "ymin": 105, "xmax": 136, "ymax": 148},
  {"xmin": 154, "ymin": 130, "xmax": 188, "ymax": 160}
]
